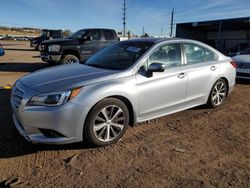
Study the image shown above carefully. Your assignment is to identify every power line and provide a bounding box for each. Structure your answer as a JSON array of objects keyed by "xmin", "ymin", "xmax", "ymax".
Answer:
[{"xmin": 169, "ymin": 8, "xmax": 174, "ymax": 37}]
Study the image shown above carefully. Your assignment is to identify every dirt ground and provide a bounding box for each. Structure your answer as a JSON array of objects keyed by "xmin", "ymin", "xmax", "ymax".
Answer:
[{"xmin": 0, "ymin": 41, "xmax": 249, "ymax": 187}]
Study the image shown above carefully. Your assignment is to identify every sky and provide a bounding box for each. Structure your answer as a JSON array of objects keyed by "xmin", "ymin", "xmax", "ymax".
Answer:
[{"xmin": 0, "ymin": 0, "xmax": 250, "ymax": 36}]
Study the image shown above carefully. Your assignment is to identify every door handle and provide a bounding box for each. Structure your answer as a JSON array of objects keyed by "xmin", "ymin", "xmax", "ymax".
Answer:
[
  {"xmin": 210, "ymin": 66, "xmax": 217, "ymax": 71},
  {"xmin": 177, "ymin": 73, "xmax": 185, "ymax": 79}
]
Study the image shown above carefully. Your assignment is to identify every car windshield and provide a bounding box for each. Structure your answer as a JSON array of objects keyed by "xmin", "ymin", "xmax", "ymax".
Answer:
[
  {"xmin": 85, "ymin": 41, "xmax": 153, "ymax": 70},
  {"xmin": 68, "ymin": 30, "xmax": 86, "ymax": 40}
]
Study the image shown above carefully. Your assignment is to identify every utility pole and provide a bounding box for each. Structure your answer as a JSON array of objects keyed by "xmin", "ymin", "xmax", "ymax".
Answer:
[
  {"xmin": 122, "ymin": 0, "xmax": 127, "ymax": 37},
  {"xmin": 142, "ymin": 26, "xmax": 145, "ymax": 36},
  {"xmin": 161, "ymin": 28, "xmax": 163, "ymax": 37},
  {"xmin": 169, "ymin": 8, "xmax": 174, "ymax": 37}
]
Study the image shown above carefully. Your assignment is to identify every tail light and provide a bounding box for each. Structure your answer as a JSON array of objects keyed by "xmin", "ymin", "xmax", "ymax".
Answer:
[{"xmin": 230, "ymin": 61, "xmax": 237, "ymax": 68}]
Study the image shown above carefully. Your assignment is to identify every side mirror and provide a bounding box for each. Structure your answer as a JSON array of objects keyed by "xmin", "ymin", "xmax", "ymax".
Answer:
[{"xmin": 148, "ymin": 62, "xmax": 165, "ymax": 73}]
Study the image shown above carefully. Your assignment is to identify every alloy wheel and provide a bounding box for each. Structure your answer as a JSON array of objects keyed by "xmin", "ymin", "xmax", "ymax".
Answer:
[
  {"xmin": 93, "ymin": 105, "xmax": 125, "ymax": 142},
  {"xmin": 212, "ymin": 81, "xmax": 226, "ymax": 106}
]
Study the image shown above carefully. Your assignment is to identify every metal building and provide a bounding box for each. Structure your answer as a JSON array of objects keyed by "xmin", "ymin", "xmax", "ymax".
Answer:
[{"xmin": 176, "ymin": 17, "xmax": 250, "ymax": 54}]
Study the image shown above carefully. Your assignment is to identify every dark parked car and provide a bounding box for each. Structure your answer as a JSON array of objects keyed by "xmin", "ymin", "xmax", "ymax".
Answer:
[
  {"xmin": 0, "ymin": 44, "xmax": 4, "ymax": 56},
  {"xmin": 30, "ymin": 29, "xmax": 63, "ymax": 51},
  {"xmin": 40, "ymin": 28, "xmax": 119, "ymax": 64}
]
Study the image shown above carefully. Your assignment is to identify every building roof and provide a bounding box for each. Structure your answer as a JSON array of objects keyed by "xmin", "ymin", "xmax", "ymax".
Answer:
[{"xmin": 177, "ymin": 17, "xmax": 250, "ymax": 31}]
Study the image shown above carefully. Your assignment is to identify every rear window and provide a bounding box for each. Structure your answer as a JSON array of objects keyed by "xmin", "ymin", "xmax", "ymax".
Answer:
[
  {"xmin": 183, "ymin": 43, "xmax": 218, "ymax": 64},
  {"xmin": 103, "ymin": 30, "xmax": 116, "ymax": 41}
]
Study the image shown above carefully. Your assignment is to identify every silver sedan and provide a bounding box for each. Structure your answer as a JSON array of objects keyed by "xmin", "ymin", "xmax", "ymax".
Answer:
[{"xmin": 11, "ymin": 38, "xmax": 236, "ymax": 146}]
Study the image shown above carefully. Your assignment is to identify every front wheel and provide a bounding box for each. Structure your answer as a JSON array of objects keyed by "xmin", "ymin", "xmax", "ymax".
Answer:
[
  {"xmin": 61, "ymin": 54, "xmax": 79, "ymax": 64},
  {"xmin": 84, "ymin": 98, "xmax": 129, "ymax": 147},
  {"xmin": 207, "ymin": 79, "xmax": 228, "ymax": 108}
]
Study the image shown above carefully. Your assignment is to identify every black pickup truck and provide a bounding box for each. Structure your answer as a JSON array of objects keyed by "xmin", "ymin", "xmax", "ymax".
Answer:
[
  {"xmin": 40, "ymin": 28, "xmax": 118, "ymax": 64},
  {"xmin": 30, "ymin": 29, "xmax": 63, "ymax": 51}
]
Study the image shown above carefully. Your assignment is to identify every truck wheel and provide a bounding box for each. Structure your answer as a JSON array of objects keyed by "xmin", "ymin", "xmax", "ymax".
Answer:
[
  {"xmin": 35, "ymin": 44, "xmax": 41, "ymax": 51},
  {"xmin": 61, "ymin": 55, "xmax": 79, "ymax": 64},
  {"xmin": 38, "ymin": 44, "xmax": 42, "ymax": 51}
]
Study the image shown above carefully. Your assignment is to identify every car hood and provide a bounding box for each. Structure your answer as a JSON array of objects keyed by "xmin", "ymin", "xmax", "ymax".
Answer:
[
  {"xmin": 19, "ymin": 63, "xmax": 119, "ymax": 93},
  {"xmin": 41, "ymin": 38, "xmax": 78, "ymax": 46},
  {"xmin": 232, "ymin": 55, "xmax": 250, "ymax": 63}
]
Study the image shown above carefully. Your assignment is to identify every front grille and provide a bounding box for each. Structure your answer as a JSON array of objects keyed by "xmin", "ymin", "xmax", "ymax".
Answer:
[
  {"xmin": 12, "ymin": 86, "xmax": 24, "ymax": 109},
  {"xmin": 236, "ymin": 72, "xmax": 250, "ymax": 78}
]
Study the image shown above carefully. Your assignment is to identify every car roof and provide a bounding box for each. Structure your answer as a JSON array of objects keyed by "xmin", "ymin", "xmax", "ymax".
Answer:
[
  {"xmin": 81, "ymin": 28, "xmax": 116, "ymax": 31},
  {"xmin": 126, "ymin": 37, "xmax": 225, "ymax": 58},
  {"xmin": 127, "ymin": 37, "xmax": 183, "ymax": 44}
]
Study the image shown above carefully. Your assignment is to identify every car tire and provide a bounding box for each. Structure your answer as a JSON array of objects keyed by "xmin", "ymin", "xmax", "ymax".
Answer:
[
  {"xmin": 61, "ymin": 54, "xmax": 79, "ymax": 64},
  {"xmin": 35, "ymin": 44, "xmax": 39, "ymax": 51},
  {"xmin": 34, "ymin": 43, "xmax": 42, "ymax": 51},
  {"xmin": 37, "ymin": 44, "xmax": 42, "ymax": 51},
  {"xmin": 207, "ymin": 78, "xmax": 228, "ymax": 108},
  {"xmin": 84, "ymin": 98, "xmax": 129, "ymax": 147}
]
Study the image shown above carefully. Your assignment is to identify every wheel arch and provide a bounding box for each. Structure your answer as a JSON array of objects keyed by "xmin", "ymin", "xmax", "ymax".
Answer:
[
  {"xmin": 107, "ymin": 95, "xmax": 136, "ymax": 127},
  {"xmin": 219, "ymin": 77, "xmax": 229, "ymax": 96},
  {"xmin": 61, "ymin": 49, "xmax": 81, "ymax": 60},
  {"xmin": 84, "ymin": 95, "xmax": 136, "ymax": 128}
]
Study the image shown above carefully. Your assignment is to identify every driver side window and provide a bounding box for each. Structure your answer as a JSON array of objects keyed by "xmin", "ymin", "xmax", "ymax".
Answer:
[
  {"xmin": 86, "ymin": 30, "xmax": 101, "ymax": 41},
  {"xmin": 148, "ymin": 43, "xmax": 182, "ymax": 68},
  {"xmin": 139, "ymin": 43, "xmax": 182, "ymax": 74}
]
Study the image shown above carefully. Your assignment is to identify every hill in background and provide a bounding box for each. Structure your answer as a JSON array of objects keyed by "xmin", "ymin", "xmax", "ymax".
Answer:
[{"xmin": 0, "ymin": 26, "xmax": 41, "ymax": 37}]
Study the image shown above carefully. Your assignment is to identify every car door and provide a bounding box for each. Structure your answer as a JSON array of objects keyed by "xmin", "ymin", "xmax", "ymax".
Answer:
[
  {"xmin": 135, "ymin": 43, "xmax": 188, "ymax": 121},
  {"xmin": 182, "ymin": 42, "xmax": 220, "ymax": 104},
  {"xmin": 80, "ymin": 30, "xmax": 102, "ymax": 60},
  {"xmin": 102, "ymin": 30, "xmax": 118, "ymax": 48}
]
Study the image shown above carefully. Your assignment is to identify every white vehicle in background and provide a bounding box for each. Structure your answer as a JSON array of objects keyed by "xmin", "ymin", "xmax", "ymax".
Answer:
[{"xmin": 232, "ymin": 47, "xmax": 250, "ymax": 79}]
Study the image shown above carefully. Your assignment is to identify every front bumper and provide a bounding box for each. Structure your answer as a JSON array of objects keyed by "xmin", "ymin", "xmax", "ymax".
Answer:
[
  {"xmin": 236, "ymin": 68, "xmax": 250, "ymax": 79},
  {"xmin": 10, "ymin": 81, "xmax": 87, "ymax": 145},
  {"xmin": 13, "ymin": 113, "xmax": 78, "ymax": 144},
  {"xmin": 40, "ymin": 52, "xmax": 61, "ymax": 63}
]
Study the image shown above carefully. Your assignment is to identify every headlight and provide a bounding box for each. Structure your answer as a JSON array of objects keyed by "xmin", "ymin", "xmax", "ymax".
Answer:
[
  {"xmin": 48, "ymin": 45, "xmax": 60, "ymax": 52},
  {"xmin": 28, "ymin": 88, "xmax": 82, "ymax": 106}
]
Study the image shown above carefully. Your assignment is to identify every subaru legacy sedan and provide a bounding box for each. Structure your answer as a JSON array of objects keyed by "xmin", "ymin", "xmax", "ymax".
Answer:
[{"xmin": 11, "ymin": 38, "xmax": 236, "ymax": 146}]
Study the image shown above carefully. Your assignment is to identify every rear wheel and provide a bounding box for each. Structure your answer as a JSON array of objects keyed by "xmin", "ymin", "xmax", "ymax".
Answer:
[
  {"xmin": 61, "ymin": 54, "xmax": 79, "ymax": 64},
  {"xmin": 207, "ymin": 79, "xmax": 228, "ymax": 108},
  {"xmin": 84, "ymin": 98, "xmax": 129, "ymax": 147}
]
